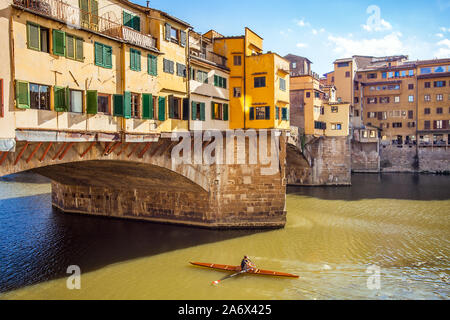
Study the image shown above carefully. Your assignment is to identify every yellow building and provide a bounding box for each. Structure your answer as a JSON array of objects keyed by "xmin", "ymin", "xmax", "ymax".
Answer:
[{"xmin": 206, "ymin": 28, "xmax": 290, "ymax": 130}]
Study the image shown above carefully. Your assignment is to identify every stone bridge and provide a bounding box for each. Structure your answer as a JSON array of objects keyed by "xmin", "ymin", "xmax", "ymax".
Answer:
[{"xmin": 0, "ymin": 130, "xmax": 288, "ymax": 229}]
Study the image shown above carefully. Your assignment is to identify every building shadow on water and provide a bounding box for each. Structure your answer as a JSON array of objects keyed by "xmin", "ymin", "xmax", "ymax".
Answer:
[
  {"xmin": 287, "ymin": 173, "xmax": 450, "ymax": 201},
  {"xmin": 0, "ymin": 193, "xmax": 266, "ymax": 293}
]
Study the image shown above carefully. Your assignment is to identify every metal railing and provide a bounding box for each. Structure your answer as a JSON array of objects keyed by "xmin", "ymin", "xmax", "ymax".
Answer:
[
  {"xmin": 13, "ymin": 0, "xmax": 156, "ymax": 50},
  {"xmin": 190, "ymin": 48, "xmax": 227, "ymax": 68}
]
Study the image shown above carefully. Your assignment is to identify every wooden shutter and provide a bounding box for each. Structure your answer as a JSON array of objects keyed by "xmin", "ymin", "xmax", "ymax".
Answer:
[
  {"xmin": 130, "ymin": 49, "xmax": 135, "ymax": 70},
  {"xmin": 158, "ymin": 97, "xmax": 166, "ymax": 121},
  {"xmin": 165, "ymin": 23, "xmax": 171, "ymax": 41},
  {"xmin": 104, "ymin": 45, "xmax": 112, "ymax": 68},
  {"xmin": 265, "ymin": 106, "xmax": 270, "ymax": 120},
  {"xmin": 113, "ymin": 94, "xmax": 124, "ymax": 116},
  {"xmin": 142, "ymin": 93, "xmax": 152, "ymax": 119},
  {"xmin": 90, "ymin": 0, "xmax": 99, "ymax": 27},
  {"xmin": 123, "ymin": 11, "xmax": 132, "ymax": 28},
  {"xmin": 200, "ymin": 103, "xmax": 205, "ymax": 121},
  {"xmin": 53, "ymin": 30, "xmax": 65, "ymax": 56},
  {"xmin": 286, "ymin": 108, "xmax": 290, "ymax": 121},
  {"xmin": 433, "ymin": 121, "xmax": 437, "ymax": 129},
  {"xmin": 377, "ymin": 112, "xmax": 382, "ymax": 120},
  {"xmin": 211, "ymin": 102, "xmax": 215, "ymax": 120},
  {"xmin": 180, "ymin": 30, "xmax": 186, "ymax": 47},
  {"xmin": 123, "ymin": 91, "xmax": 131, "ymax": 119},
  {"xmin": 182, "ymin": 98, "xmax": 189, "ymax": 120},
  {"xmin": 191, "ymin": 101, "xmax": 196, "ymax": 120},
  {"xmin": 133, "ymin": 15, "xmax": 140, "ymax": 32},
  {"xmin": 214, "ymin": 75, "xmax": 219, "ymax": 87},
  {"xmin": 249, "ymin": 107, "xmax": 254, "ymax": 120},
  {"xmin": 86, "ymin": 90, "xmax": 98, "ymax": 114},
  {"xmin": 148, "ymin": 55, "xmax": 157, "ymax": 76},
  {"xmin": 94, "ymin": 42, "xmax": 103, "ymax": 66},
  {"xmin": 27, "ymin": 23, "xmax": 40, "ymax": 50},
  {"xmin": 223, "ymin": 104, "xmax": 229, "ymax": 121},
  {"xmin": 168, "ymin": 95, "xmax": 174, "ymax": 119},
  {"xmin": 75, "ymin": 38, "xmax": 84, "ymax": 61},
  {"xmin": 66, "ymin": 34, "xmax": 75, "ymax": 59},
  {"xmin": 15, "ymin": 80, "xmax": 30, "ymax": 109},
  {"xmin": 79, "ymin": 0, "xmax": 89, "ymax": 27}
]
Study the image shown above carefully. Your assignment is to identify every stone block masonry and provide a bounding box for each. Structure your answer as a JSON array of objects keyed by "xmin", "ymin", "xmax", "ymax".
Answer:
[{"xmin": 351, "ymin": 141, "xmax": 380, "ymax": 173}]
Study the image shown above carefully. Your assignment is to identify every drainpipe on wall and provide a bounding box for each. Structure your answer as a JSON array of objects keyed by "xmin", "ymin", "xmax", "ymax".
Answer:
[
  {"xmin": 121, "ymin": 43, "xmax": 126, "ymax": 140},
  {"xmin": 243, "ymin": 38, "xmax": 246, "ymax": 130},
  {"xmin": 415, "ymin": 68, "xmax": 419, "ymax": 170},
  {"xmin": 186, "ymin": 27, "xmax": 192, "ymax": 132}
]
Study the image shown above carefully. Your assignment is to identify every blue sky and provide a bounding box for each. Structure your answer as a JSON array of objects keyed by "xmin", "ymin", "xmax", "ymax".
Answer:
[{"xmin": 139, "ymin": 0, "xmax": 450, "ymax": 75}]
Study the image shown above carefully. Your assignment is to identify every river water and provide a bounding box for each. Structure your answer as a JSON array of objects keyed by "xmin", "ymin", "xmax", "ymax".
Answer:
[{"xmin": 0, "ymin": 173, "xmax": 448, "ymax": 300}]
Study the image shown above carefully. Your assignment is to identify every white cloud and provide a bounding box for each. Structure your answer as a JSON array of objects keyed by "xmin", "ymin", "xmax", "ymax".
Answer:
[
  {"xmin": 312, "ymin": 29, "xmax": 318, "ymax": 35},
  {"xmin": 296, "ymin": 19, "xmax": 310, "ymax": 28},
  {"xmin": 296, "ymin": 43, "xmax": 308, "ymax": 48},
  {"xmin": 435, "ymin": 47, "xmax": 450, "ymax": 58},
  {"xmin": 437, "ymin": 39, "xmax": 450, "ymax": 47},
  {"xmin": 436, "ymin": 33, "xmax": 444, "ymax": 38},
  {"xmin": 362, "ymin": 19, "xmax": 392, "ymax": 32},
  {"xmin": 328, "ymin": 32, "xmax": 405, "ymax": 57},
  {"xmin": 312, "ymin": 28, "xmax": 325, "ymax": 36},
  {"xmin": 440, "ymin": 27, "xmax": 450, "ymax": 33}
]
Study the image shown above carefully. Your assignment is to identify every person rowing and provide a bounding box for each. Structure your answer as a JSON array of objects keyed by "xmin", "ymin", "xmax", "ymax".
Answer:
[{"xmin": 241, "ymin": 255, "xmax": 256, "ymax": 272}]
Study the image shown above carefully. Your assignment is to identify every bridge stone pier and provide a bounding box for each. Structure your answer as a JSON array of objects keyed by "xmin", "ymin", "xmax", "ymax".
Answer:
[{"xmin": 0, "ymin": 130, "xmax": 287, "ymax": 229}]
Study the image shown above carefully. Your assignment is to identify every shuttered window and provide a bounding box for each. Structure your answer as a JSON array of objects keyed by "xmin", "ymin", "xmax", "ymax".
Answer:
[
  {"xmin": 86, "ymin": 90, "xmax": 98, "ymax": 114},
  {"xmin": 94, "ymin": 42, "xmax": 112, "ymax": 69},
  {"xmin": 123, "ymin": 91, "xmax": 132, "ymax": 119},
  {"xmin": 180, "ymin": 30, "xmax": 186, "ymax": 47},
  {"xmin": 142, "ymin": 93, "xmax": 153, "ymax": 119},
  {"xmin": 66, "ymin": 34, "xmax": 83, "ymax": 61},
  {"xmin": 54, "ymin": 86, "xmax": 69, "ymax": 112},
  {"xmin": 130, "ymin": 48, "xmax": 141, "ymax": 71},
  {"xmin": 249, "ymin": 107, "xmax": 255, "ymax": 120},
  {"xmin": 27, "ymin": 22, "xmax": 40, "ymax": 51},
  {"xmin": 123, "ymin": 11, "xmax": 140, "ymax": 32},
  {"xmin": 15, "ymin": 80, "xmax": 30, "ymax": 109},
  {"xmin": 163, "ymin": 59, "xmax": 174, "ymax": 74},
  {"xmin": 223, "ymin": 104, "xmax": 229, "ymax": 121},
  {"xmin": 53, "ymin": 30, "xmax": 66, "ymax": 56},
  {"xmin": 214, "ymin": 75, "xmax": 227, "ymax": 88},
  {"xmin": 148, "ymin": 54, "xmax": 157, "ymax": 76},
  {"xmin": 275, "ymin": 106, "xmax": 280, "ymax": 120},
  {"xmin": 165, "ymin": 23, "xmax": 171, "ymax": 41},
  {"xmin": 113, "ymin": 94, "xmax": 124, "ymax": 116},
  {"xmin": 176, "ymin": 63, "xmax": 186, "ymax": 77}
]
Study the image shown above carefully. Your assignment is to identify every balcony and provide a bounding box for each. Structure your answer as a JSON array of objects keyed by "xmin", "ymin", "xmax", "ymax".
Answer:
[
  {"xmin": 13, "ymin": 0, "xmax": 156, "ymax": 50},
  {"xmin": 190, "ymin": 48, "xmax": 227, "ymax": 69}
]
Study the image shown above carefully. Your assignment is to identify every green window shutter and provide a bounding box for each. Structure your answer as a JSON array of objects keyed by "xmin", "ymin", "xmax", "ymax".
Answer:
[
  {"xmin": 168, "ymin": 95, "xmax": 174, "ymax": 119},
  {"xmin": 275, "ymin": 106, "xmax": 279, "ymax": 120},
  {"xmin": 123, "ymin": 91, "xmax": 131, "ymax": 119},
  {"xmin": 223, "ymin": 104, "xmax": 229, "ymax": 121},
  {"xmin": 130, "ymin": 48, "xmax": 135, "ymax": 70},
  {"xmin": 130, "ymin": 49, "xmax": 140, "ymax": 71},
  {"xmin": 214, "ymin": 75, "xmax": 218, "ymax": 87},
  {"xmin": 54, "ymin": 86, "xmax": 68, "ymax": 112},
  {"xmin": 104, "ymin": 45, "xmax": 112, "ymax": 68},
  {"xmin": 223, "ymin": 78, "xmax": 227, "ymax": 89},
  {"xmin": 123, "ymin": 11, "xmax": 132, "ymax": 28},
  {"xmin": 265, "ymin": 106, "xmax": 270, "ymax": 120},
  {"xmin": 86, "ymin": 90, "xmax": 98, "ymax": 114},
  {"xmin": 136, "ymin": 51, "xmax": 141, "ymax": 71},
  {"xmin": 191, "ymin": 101, "xmax": 196, "ymax": 120},
  {"xmin": 182, "ymin": 98, "xmax": 189, "ymax": 120},
  {"xmin": 148, "ymin": 55, "xmax": 157, "ymax": 76},
  {"xmin": 113, "ymin": 94, "xmax": 124, "ymax": 116},
  {"xmin": 158, "ymin": 97, "xmax": 166, "ymax": 121},
  {"xmin": 249, "ymin": 107, "xmax": 255, "ymax": 120},
  {"xmin": 200, "ymin": 103, "xmax": 205, "ymax": 121},
  {"xmin": 66, "ymin": 34, "xmax": 75, "ymax": 59},
  {"xmin": 133, "ymin": 15, "xmax": 141, "ymax": 32},
  {"xmin": 53, "ymin": 30, "xmax": 65, "ymax": 56},
  {"xmin": 142, "ymin": 93, "xmax": 152, "ymax": 119},
  {"xmin": 27, "ymin": 23, "xmax": 40, "ymax": 50},
  {"xmin": 286, "ymin": 108, "xmax": 290, "ymax": 121},
  {"xmin": 94, "ymin": 42, "xmax": 103, "ymax": 66},
  {"xmin": 79, "ymin": 0, "xmax": 89, "ymax": 26},
  {"xmin": 15, "ymin": 81, "xmax": 30, "ymax": 109},
  {"xmin": 75, "ymin": 38, "xmax": 84, "ymax": 61},
  {"xmin": 211, "ymin": 102, "xmax": 215, "ymax": 120}
]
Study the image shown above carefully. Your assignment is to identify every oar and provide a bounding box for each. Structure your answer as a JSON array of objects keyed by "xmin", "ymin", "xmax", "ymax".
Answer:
[{"xmin": 211, "ymin": 269, "xmax": 247, "ymax": 285}]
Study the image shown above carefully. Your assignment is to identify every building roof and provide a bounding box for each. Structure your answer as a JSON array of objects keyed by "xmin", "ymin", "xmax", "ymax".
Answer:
[{"xmin": 284, "ymin": 54, "xmax": 313, "ymax": 64}]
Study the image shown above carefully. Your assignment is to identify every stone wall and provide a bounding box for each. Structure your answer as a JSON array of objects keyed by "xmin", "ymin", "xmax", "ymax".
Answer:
[
  {"xmin": 351, "ymin": 140, "xmax": 380, "ymax": 172},
  {"xmin": 419, "ymin": 147, "xmax": 450, "ymax": 173},
  {"xmin": 287, "ymin": 135, "xmax": 352, "ymax": 186}
]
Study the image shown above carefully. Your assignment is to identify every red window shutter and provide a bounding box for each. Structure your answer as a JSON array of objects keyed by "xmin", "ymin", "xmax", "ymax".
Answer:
[{"xmin": 433, "ymin": 121, "xmax": 437, "ymax": 129}]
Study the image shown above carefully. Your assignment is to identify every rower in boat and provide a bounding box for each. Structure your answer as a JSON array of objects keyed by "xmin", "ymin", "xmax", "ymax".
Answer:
[{"xmin": 241, "ymin": 256, "xmax": 256, "ymax": 271}]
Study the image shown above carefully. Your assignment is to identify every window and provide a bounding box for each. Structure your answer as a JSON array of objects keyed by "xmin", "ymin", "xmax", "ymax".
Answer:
[
  {"xmin": 123, "ymin": 11, "xmax": 140, "ymax": 32},
  {"xmin": 65, "ymin": 34, "xmax": 83, "ymax": 61},
  {"xmin": 367, "ymin": 112, "xmax": 376, "ymax": 119},
  {"xmin": 380, "ymin": 97, "xmax": 390, "ymax": 104},
  {"xmin": 29, "ymin": 83, "xmax": 50, "ymax": 110},
  {"xmin": 370, "ymin": 130, "xmax": 377, "ymax": 138},
  {"xmin": 408, "ymin": 84, "xmax": 414, "ymax": 90},
  {"xmin": 345, "ymin": 71, "xmax": 350, "ymax": 78},
  {"xmin": 408, "ymin": 95, "xmax": 414, "ymax": 102},
  {"xmin": 254, "ymin": 106, "xmax": 270, "ymax": 120},
  {"xmin": 367, "ymin": 73, "xmax": 377, "ymax": 79},
  {"xmin": 275, "ymin": 106, "xmax": 280, "ymax": 120},
  {"xmin": 254, "ymin": 76, "xmax": 266, "ymax": 88},
  {"xmin": 280, "ymin": 78, "xmax": 286, "ymax": 91},
  {"xmin": 314, "ymin": 121, "xmax": 326, "ymax": 129},
  {"xmin": 409, "ymin": 70, "xmax": 414, "ymax": 76},
  {"xmin": 195, "ymin": 70, "xmax": 208, "ymax": 83},
  {"xmin": 292, "ymin": 62, "xmax": 297, "ymax": 69},
  {"xmin": 79, "ymin": 0, "xmax": 99, "ymax": 29},
  {"xmin": 210, "ymin": 102, "xmax": 228, "ymax": 121},
  {"xmin": 163, "ymin": 59, "xmax": 174, "ymax": 74},
  {"xmin": 393, "ymin": 122, "xmax": 403, "ymax": 128},
  {"xmin": 425, "ymin": 108, "xmax": 431, "ymax": 115},
  {"xmin": 130, "ymin": 48, "xmax": 141, "ymax": 71},
  {"xmin": 424, "ymin": 82, "xmax": 431, "ymax": 88},
  {"xmin": 315, "ymin": 92, "xmax": 320, "ymax": 99},
  {"xmin": 388, "ymin": 72, "xmax": 394, "ymax": 79},
  {"xmin": 331, "ymin": 123, "xmax": 342, "ymax": 130},
  {"xmin": 191, "ymin": 101, "xmax": 205, "ymax": 121},
  {"xmin": 436, "ymin": 94, "xmax": 443, "ymax": 101},
  {"xmin": 337, "ymin": 62, "xmax": 349, "ymax": 67},
  {"xmin": 382, "ymin": 72, "xmax": 387, "ymax": 79},
  {"xmin": 394, "ymin": 96, "xmax": 400, "ymax": 103},
  {"xmin": 306, "ymin": 92, "xmax": 311, "ymax": 98},
  {"xmin": 407, "ymin": 122, "xmax": 416, "ymax": 128},
  {"xmin": 233, "ymin": 87, "xmax": 241, "ymax": 98},
  {"xmin": 437, "ymin": 107, "xmax": 443, "ymax": 114},
  {"xmin": 424, "ymin": 95, "xmax": 431, "ymax": 102},
  {"xmin": 214, "ymin": 75, "xmax": 227, "ymax": 89},
  {"xmin": 434, "ymin": 81, "xmax": 446, "ymax": 87},
  {"xmin": 170, "ymin": 27, "xmax": 179, "ymax": 42},
  {"xmin": 94, "ymin": 42, "xmax": 112, "ymax": 69},
  {"xmin": 168, "ymin": 95, "xmax": 181, "ymax": 119},
  {"xmin": 176, "ymin": 63, "xmax": 186, "ymax": 77},
  {"xmin": 435, "ymin": 120, "xmax": 443, "ymax": 129},
  {"xmin": 98, "ymin": 94, "xmax": 110, "ymax": 114},
  {"xmin": 26, "ymin": 22, "xmax": 49, "ymax": 53},
  {"xmin": 367, "ymin": 97, "xmax": 377, "ymax": 104},
  {"xmin": 148, "ymin": 54, "xmax": 157, "ymax": 76},
  {"xmin": 331, "ymin": 106, "xmax": 338, "ymax": 113},
  {"xmin": 424, "ymin": 121, "xmax": 431, "ymax": 129},
  {"xmin": 282, "ymin": 108, "xmax": 289, "ymax": 121},
  {"xmin": 233, "ymin": 55, "xmax": 242, "ymax": 66},
  {"xmin": 408, "ymin": 110, "xmax": 413, "ymax": 119},
  {"xmin": 129, "ymin": 93, "xmax": 139, "ymax": 118},
  {"xmin": 70, "ymin": 90, "xmax": 83, "ymax": 113}
]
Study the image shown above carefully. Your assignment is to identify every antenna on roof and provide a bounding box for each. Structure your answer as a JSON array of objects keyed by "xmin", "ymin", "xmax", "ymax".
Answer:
[{"xmin": 146, "ymin": 1, "xmax": 149, "ymax": 7}]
